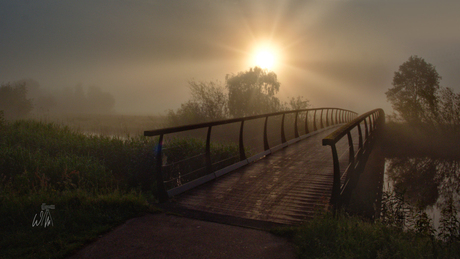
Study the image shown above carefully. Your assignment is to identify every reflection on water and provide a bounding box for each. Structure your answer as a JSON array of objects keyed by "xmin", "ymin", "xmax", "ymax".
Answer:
[{"xmin": 384, "ymin": 157, "xmax": 460, "ymax": 238}]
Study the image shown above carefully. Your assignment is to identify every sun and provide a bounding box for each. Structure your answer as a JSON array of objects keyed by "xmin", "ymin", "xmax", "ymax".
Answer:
[{"xmin": 253, "ymin": 47, "xmax": 277, "ymax": 70}]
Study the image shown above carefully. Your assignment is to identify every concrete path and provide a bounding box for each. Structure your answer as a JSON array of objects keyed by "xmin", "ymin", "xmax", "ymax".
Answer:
[{"xmin": 68, "ymin": 213, "xmax": 296, "ymax": 259}]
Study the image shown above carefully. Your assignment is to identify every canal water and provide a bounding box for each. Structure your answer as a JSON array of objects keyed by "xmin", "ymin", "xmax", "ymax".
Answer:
[{"xmin": 383, "ymin": 157, "xmax": 460, "ymax": 235}]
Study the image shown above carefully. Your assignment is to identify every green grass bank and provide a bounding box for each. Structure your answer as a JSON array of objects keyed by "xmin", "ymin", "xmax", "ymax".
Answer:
[{"xmin": 0, "ymin": 117, "xmax": 240, "ymax": 258}]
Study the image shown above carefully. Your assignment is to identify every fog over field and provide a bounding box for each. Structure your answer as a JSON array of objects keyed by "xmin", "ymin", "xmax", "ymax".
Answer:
[{"xmin": 1, "ymin": 0, "xmax": 460, "ymax": 115}]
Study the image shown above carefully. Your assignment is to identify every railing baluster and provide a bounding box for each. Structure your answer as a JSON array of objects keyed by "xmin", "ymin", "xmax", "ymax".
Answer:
[
  {"xmin": 239, "ymin": 120, "xmax": 246, "ymax": 160},
  {"xmin": 305, "ymin": 110, "xmax": 310, "ymax": 134},
  {"xmin": 329, "ymin": 143, "xmax": 341, "ymax": 213},
  {"xmin": 320, "ymin": 109, "xmax": 324, "ymax": 129},
  {"xmin": 334, "ymin": 109, "xmax": 337, "ymax": 124},
  {"xmin": 264, "ymin": 116, "xmax": 269, "ymax": 150},
  {"xmin": 369, "ymin": 114, "xmax": 374, "ymax": 133},
  {"xmin": 372, "ymin": 113, "xmax": 377, "ymax": 131},
  {"xmin": 364, "ymin": 118, "xmax": 369, "ymax": 140},
  {"xmin": 294, "ymin": 111, "xmax": 299, "ymax": 138},
  {"xmin": 206, "ymin": 126, "xmax": 212, "ymax": 174},
  {"xmin": 155, "ymin": 134, "xmax": 168, "ymax": 203},
  {"xmin": 281, "ymin": 113, "xmax": 287, "ymax": 143},
  {"xmin": 347, "ymin": 132, "xmax": 354, "ymax": 165},
  {"xmin": 357, "ymin": 123, "xmax": 363, "ymax": 149},
  {"xmin": 313, "ymin": 110, "xmax": 317, "ymax": 131},
  {"xmin": 325, "ymin": 109, "xmax": 329, "ymax": 127}
]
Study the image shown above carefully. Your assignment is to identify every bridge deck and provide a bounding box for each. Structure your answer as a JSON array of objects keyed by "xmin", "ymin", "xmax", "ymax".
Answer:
[{"xmin": 169, "ymin": 126, "xmax": 357, "ymax": 226}]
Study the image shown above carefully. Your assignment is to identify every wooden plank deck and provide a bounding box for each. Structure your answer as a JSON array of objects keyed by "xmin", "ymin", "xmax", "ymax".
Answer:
[{"xmin": 169, "ymin": 126, "xmax": 358, "ymax": 226}]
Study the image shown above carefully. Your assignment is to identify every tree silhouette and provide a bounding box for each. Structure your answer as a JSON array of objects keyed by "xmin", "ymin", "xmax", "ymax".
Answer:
[
  {"xmin": 386, "ymin": 56, "xmax": 441, "ymax": 124},
  {"xmin": 167, "ymin": 80, "xmax": 228, "ymax": 126},
  {"xmin": 0, "ymin": 82, "xmax": 33, "ymax": 119},
  {"xmin": 226, "ymin": 66, "xmax": 282, "ymax": 117}
]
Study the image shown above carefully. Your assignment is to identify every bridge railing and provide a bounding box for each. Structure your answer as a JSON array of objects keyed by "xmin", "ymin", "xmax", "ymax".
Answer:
[
  {"xmin": 145, "ymin": 108, "xmax": 357, "ymax": 202},
  {"xmin": 322, "ymin": 108, "xmax": 385, "ymax": 211}
]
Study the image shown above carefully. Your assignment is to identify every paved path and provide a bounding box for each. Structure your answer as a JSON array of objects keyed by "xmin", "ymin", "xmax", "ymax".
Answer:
[
  {"xmin": 68, "ymin": 213, "xmax": 296, "ymax": 259},
  {"xmin": 170, "ymin": 126, "xmax": 358, "ymax": 225}
]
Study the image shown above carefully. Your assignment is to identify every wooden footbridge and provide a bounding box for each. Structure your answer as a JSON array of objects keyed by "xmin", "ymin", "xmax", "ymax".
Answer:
[{"xmin": 144, "ymin": 108, "xmax": 385, "ymax": 227}]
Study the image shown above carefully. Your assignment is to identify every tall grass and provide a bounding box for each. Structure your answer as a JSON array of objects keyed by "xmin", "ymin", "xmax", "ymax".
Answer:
[
  {"xmin": 274, "ymin": 211, "xmax": 459, "ymax": 259},
  {"xmin": 0, "ymin": 116, "xmax": 251, "ymax": 258},
  {"xmin": 0, "ymin": 119, "xmax": 158, "ymax": 193},
  {"xmin": 0, "ymin": 118, "xmax": 160, "ymax": 258}
]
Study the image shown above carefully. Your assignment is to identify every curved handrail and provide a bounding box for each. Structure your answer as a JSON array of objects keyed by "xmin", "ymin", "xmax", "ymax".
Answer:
[
  {"xmin": 145, "ymin": 107, "xmax": 357, "ymax": 202},
  {"xmin": 145, "ymin": 107, "xmax": 356, "ymax": 136},
  {"xmin": 322, "ymin": 108, "xmax": 385, "ymax": 211}
]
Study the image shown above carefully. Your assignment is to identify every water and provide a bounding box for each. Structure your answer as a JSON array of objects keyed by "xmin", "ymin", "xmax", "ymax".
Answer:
[{"xmin": 383, "ymin": 156, "xmax": 460, "ymax": 235}]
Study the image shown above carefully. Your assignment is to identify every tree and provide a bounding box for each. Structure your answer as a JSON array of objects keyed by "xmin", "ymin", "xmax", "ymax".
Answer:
[
  {"xmin": 0, "ymin": 82, "xmax": 34, "ymax": 119},
  {"xmin": 289, "ymin": 96, "xmax": 310, "ymax": 110},
  {"xmin": 438, "ymin": 87, "xmax": 460, "ymax": 127},
  {"xmin": 16, "ymin": 78, "xmax": 57, "ymax": 112},
  {"xmin": 225, "ymin": 66, "xmax": 282, "ymax": 117},
  {"xmin": 167, "ymin": 80, "xmax": 228, "ymax": 125},
  {"xmin": 386, "ymin": 56, "xmax": 441, "ymax": 124}
]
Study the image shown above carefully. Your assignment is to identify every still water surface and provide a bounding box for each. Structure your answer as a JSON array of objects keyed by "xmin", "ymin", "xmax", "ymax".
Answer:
[{"xmin": 383, "ymin": 156, "xmax": 460, "ymax": 233}]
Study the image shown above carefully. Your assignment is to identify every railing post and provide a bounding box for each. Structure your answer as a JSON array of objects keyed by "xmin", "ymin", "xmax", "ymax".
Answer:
[
  {"xmin": 329, "ymin": 143, "xmax": 341, "ymax": 213},
  {"xmin": 294, "ymin": 111, "xmax": 299, "ymax": 138},
  {"xmin": 313, "ymin": 110, "xmax": 317, "ymax": 131},
  {"xmin": 347, "ymin": 132, "xmax": 354, "ymax": 165},
  {"xmin": 369, "ymin": 114, "xmax": 374, "ymax": 133},
  {"xmin": 264, "ymin": 116, "xmax": 269, "ymax": 150},
  {"xmin": 239, "ymin": 120, "xmax": 246, "ymax": 160},
  {"xmin": 320, "ymin": 109, "xmax": 324, "ymax": 129},
  {"xmin": 364, "ymin": 118, "xmax": 369, "ymax": 140},
  {"xmin": 155, "ymin": 134, "xmax": 169, "ymax": 203},
  {"xmin": 206, "ymin": 126, "xmax": 212, "ymax": 174},
  {"xmin": 372, "ymin": 113, "xmax": 377, "ymax": 131},
  {"xmin": 281, "ymin": 113, "xmax": 287, "ymax": 143},
  {"xmin": 305, "ymin": 110, "xmax": 310, "ymax": 134},
  {"xmin": 357, "ymin": 123, "xmax": 363, "ymax": 149},
  {"xmin": 335, "ymin": 109, "xmax": 338, "ymax": 125}
]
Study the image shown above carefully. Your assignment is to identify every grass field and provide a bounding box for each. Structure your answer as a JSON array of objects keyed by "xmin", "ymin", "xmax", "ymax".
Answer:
[
  {"xmin": 274, "ymin": 211, "xmax": 459, "ymax": 259},
  {"xmin": 0, "ymin": 115, "xmax": 242, "ymax": 259}
]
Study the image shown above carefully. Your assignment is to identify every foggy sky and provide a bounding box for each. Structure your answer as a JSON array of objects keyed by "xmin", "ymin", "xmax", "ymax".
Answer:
[{"xmin": 1, "ymin": 0, "xmax": 460, "ymax": 115}]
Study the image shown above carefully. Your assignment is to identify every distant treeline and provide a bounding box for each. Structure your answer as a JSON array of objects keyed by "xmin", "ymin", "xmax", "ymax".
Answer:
[{"xmin": 0, "ymin": 78, "xmax": 115, "ymax": 119}]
